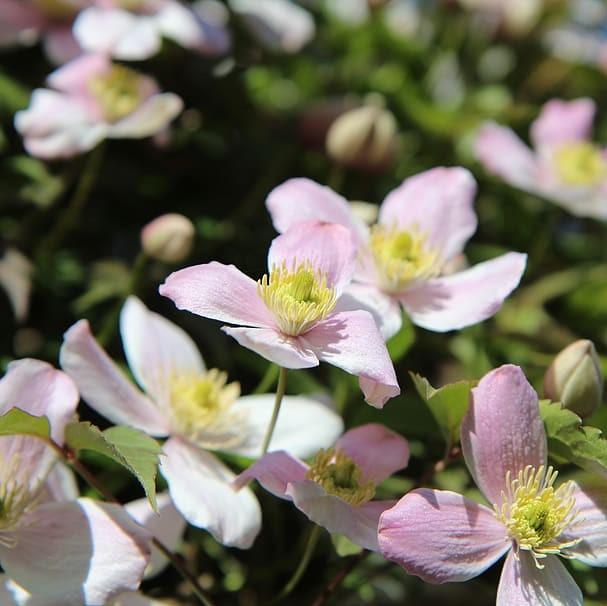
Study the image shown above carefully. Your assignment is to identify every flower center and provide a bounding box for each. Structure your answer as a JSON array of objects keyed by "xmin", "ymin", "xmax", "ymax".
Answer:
[
  {"xmin": 257, "ymin": 261, "xmax": 337, "ymax": 336},
  {"xmin": 306, "ymin": 448, "xmax": 375, "ymax": 506},
  {"xmin": 169, "ymin": 370, "xmax": 246, "ymax": 449},
  {"xmin": 553, "ymin": 142, "xmax": 607, "ymax": 186},
  {"xmin": 117, "ymin": 0, "xmax": 147, "ymax": 9},
  {"xmin": 35, "ymin": 0, "xmax": 78, "ymax": 19},
  {"xmin": 88, "ymin": 65, "xmax": 144, "ymax": 123},
  {"xmin": 495, "ymin": 465, "xmax": 580, "ymax": 568},
  {"xmin": 369, "ymin": 225, "xmax": 441, "ymax": 292}
]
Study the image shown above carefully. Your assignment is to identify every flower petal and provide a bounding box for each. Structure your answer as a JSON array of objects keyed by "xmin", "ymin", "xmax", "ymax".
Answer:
[
  {"xmin": 461, "ymin": 364, "xmax": 547, "ymax": 505},
  {"xmin": 0, "ymin": 499, "xmax": 151, "ymax": 606},
  {"xmin": 119, "ymin": 296, "xmax": 205, "ymax": 406},
  {"xmin": 378, "ymin": 167, "xmax": 478, "ymax": 262},
  {"xmin": 302, "ymin": 310, "xmax": 399, "ymax": 408},
  {"xmin": 125, "ymin": 492, "xmax": 186, "ymax": 579},
  {"xmin": 60, "ymin": 320, "xmax": 170, "ymax": 436},
  {"xmin": 160, "ymin": 437, "xmax": 261, "ymax": 549},
  {"xmin": 335, "ymin": 424, "xmax": 409, "ymax": 484},
  {"xmin": 266, "ymin": 178, "xmax": 368, "ymax": 243},
  {"xmin": 47, "ymin": 54, "xmax": 109, "ymax": 95},
  {"xmin": 40, "ymin": 463, "xmax": 79, "ymax": 504},
  {"xmin": 530, "ymin": 98, "xmax": 596, "ymax": 148},
  {"xmin": 160, "ymin": 261, "xmax": 275, "ymax": 328},
  {"xmin": 399, "ymin": 252, "xmax": 527, "ymax": 333},
  {"xmin": 267, "ymin": 221, "xmax": 356, "ymax": 295},
  {"xmin": 378, "ymin": 489, "xmax": 509, "ymax": 583},
  {"xmin": 43, "ymin": 25, "xmax": 81, "ymax": 66},
  {"xmin": 0, "ymin": 248, "xmax": 32, "ymax": 322},
  {"xmin": 496, "ymin": 551, "xmax": 582, "ymax": 606},
  {"xmin": 222, "ymin": 326, "xmax": 319, "ymax": 368},
  {"xmin": 223, "ymin": 394, "xmax": 343, "ymax": 458}
]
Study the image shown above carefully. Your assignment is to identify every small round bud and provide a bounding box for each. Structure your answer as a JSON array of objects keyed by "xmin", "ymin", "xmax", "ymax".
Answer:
[
  {"xmin": 543, "ymin": 340, "xmax": 604, "ymax": 418},
  {"xmin": 141, "ymin": 213, "xmax": 195, "ymax": 263}
]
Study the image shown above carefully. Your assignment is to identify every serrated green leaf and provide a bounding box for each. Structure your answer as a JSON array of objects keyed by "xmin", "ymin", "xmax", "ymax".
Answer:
[
  {"xmin": 540, "ymin": 400, "xmax": 607, "ymax": 477},
  {"xmin": 410, "ymin": 373, "xmax": 474, "ymax": 446},
  {"xmin": 65, "ymin": 421, "xmax": 161, "ymax": 510},
  {"xmin": 387, "ymin": 317, "xmax": 415, "ymax": 362},
  {"xmin": 0, "ymin": 408, "xmax": 51, "ymax": 441}
]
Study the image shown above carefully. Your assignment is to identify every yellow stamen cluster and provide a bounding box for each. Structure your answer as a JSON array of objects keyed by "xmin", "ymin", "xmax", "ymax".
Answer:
[
  {"xmin": 258, "ymin": 261, "xmax": 337, "ymax": 336},
  {"xmin": 88, "ymin": 65, "xmax": 143, "ymax": 123},
  {"xmin": 369, "ymin": 225, "xmax": 441, "ymax": 292},
  {"xmin": 118, "ymin": 0, "xmax": 146, "ymax": 10},
  {"xmin": 169, "ymin": 370, "xmax": 246, "ymax": 449},
  {"xmin": 306, "ymin": 448, "xmax": 375, "ymax": 506},
  {"xmin": 553, "ymin": 142, "xmax": 607, "ymax": 187},
  {"xmin": 35, "ymin": 0, "xmax": 78, "ymax": 19},
  {"xmin": 495, "ymin": 465, "xmax": 580, "ymax": 568}
]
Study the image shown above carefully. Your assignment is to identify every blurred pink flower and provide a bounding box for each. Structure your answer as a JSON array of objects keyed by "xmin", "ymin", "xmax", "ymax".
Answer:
[
  {"xmin": 266, "ymin": 169, "xmax": 526, "ymax": 339},
  {"xmin": 236, "ymin": 423, "xmax": 410, "ymax": 550},
  {"xmin": 0, "ymin": 248, "xmax": 33, "ymax": 322},
  {"xmin": 476, "ymin": 98, "xmax": 607, "ymax": 220},
  {"xmin": 378, "ymin": 365, "xmax": 607, "ymax": 605},
  {"xmin": 0, "ymin": 358, "xmax": 151, "ymax": 605},
  {"xmin": 160, "ymin": 221, "xmax": 400, "ymax": 408},
  {"xmin": 14, "ymin": 53, "xmax": 183, "ymax": 159},
  {"xmin": 60, "ymin": 296, "xmax": 344, "ymax": 549}
]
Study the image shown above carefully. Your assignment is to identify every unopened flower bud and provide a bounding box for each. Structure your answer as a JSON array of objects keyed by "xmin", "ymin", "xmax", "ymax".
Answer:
[
  {"xmin": 141, "ymin": 213, "xmax": 195, "ymax": 263},
  {"xmin": 325, "ymin": 96, "xmax": 399, "ymax": 172},
  {"xmin": 543, "ymin": 340, "xmax": 603, "ymax": 418}
]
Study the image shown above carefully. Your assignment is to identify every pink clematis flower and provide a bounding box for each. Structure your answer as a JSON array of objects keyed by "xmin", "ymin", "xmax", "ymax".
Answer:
[
  {"xmin": 60, "ymin": 296, "xmax": 344, "ymax": 549},
  {"xmin": 266, "ymin": 170, "xmax": 527, "ymax": 339},
  {"xmin": 160, "ymin": 221, "xmax": 400, "ymax": 408},
  {"xmin": 236, "ymin": 424, "xmax": 410, "ymax": 551},
  {"xmin": 0, "ymin": 358, "xmax": 151, "ymax": 605},
  {"xmin": 14, "ymin": 53, "xmax": 183, "ymax": 159},
  {"xmin": 73, "ymin": 0, "xmax": 230, "ymax": 61},
  {"xmin": 378, "ymin": 364, "xmax": 607, "ymax": 605},
  {"xmin": 476, "ymin": 98, "xmax": 607, "ymax": 220}
]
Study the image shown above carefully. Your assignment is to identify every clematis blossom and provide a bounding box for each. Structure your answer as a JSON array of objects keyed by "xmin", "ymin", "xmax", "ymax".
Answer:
[
  {"xmin": 476, "ymin": 98, "xmax": 607, "ymax": 220},
  {"xmin": 0, "ymin": 359, "xmax": 151, "ymax": 605},
  {"xmin": 265, "ymin": 169, "xmax": 526, "ymax": 339},
  {"xmin": 236, "ymin": 423, "xmax": 409, "ymax": 551},
  {"xmin": 160, "ymin": 221, "xmax": 400, "ymax": 407},
  {"xmin": 379, "ymin": 365, "xmax": 607, "ymax": 605},
  {"xmin": 60, "ymin": 296, "xmax": 344, "ymax": 549},
  {"xmin": 14, "ymin": 53, "xmax": 183, "ymax": 159}
]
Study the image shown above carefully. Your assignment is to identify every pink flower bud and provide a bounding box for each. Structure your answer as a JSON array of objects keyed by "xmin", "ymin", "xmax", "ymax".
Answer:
[{"xmin": 141, "ymin": 213, "xmax": 195, "ymax": 263}]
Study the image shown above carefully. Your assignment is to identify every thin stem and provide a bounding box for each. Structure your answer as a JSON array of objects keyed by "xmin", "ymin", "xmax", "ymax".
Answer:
[
  {"xmin": 261, "ymin": 366, "xmax": 288, "ymax": 455},
  {"xmin": 253, "ymin": 363, "xmax": 279, "ymax": 394},
  {"xmin": 310, "ymin": 551, "xmax": 369, "ymax": 606}
]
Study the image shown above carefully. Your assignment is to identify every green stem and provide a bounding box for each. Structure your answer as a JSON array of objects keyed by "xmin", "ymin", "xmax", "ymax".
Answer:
[
  {"xmin": 261, "ymin": 367, "xmax": 288, "ymax": 455},
  {"xmin": 253, "ymin": 364, "xmax": 279, "ymax": 394}
]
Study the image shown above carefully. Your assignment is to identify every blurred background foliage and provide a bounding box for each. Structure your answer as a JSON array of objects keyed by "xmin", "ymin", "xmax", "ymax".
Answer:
[{"xmin": 2, "ymin": 0, "xmax": 607, "ymax": 604}]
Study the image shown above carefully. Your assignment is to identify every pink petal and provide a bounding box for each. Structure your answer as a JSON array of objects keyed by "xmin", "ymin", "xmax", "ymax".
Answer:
[
  {"xmin": 378, "ymin": 489, "xmax": 509, "ymax": 583},
  {"xmin": 159, "ymin": 261, "xmax": 275, "ymax": 328},
  {"xmin": 378, "ymin": 167, "xmax": 478, "ymax": 262},
  {"xmin": 224, "ymin": 394, "xmax": 343, "ymax": 458},
  {"xmin": 0, "ymin": 0, "xmax": 44, "ymax": 38},
  {"xmin": 267, "ymin": 221, "xmax": 356, "ymax": 296},
  {"xmin": 47, "ymin": 53, "xmax": 110, "ymax": 96},
  {"xmin": 496, "ymin": 551, "xmax": 582, "ymax": 606},
  {"xmin": 530, "ymin": 98, "xmax": 596, "ymax": 148},
  {"xmin": 222, "ymin": 326, "xmax": 319, "ymax": 368},
  {"xmin": 461, "ymin": 365, "xmax": 547, "ymax": 505},
  {"xmin": 40, "ymin": 463, "xmax": 79, "ymax": 504},
  {"xmin": 160, "ymin": 437, "xmax": 261, "ymax": 548},
  {"xmin": 560, "ymin": 482, "xmax": 607, "ymax": 566},
  {"xmin": 119, "ymin": 296, "xmax": 205, "ymax": 407},
  {"xmin": 266, "ymin": 178, "xmax": 368, "ymax": 243},
  {"xmin": 475, "ymin": 122, "xmax": 538, "ymax": 191},
  {"xmin": 43, "ymin": 26, "xmax": 82, "ymax": 66},
  {"xmin": 0, "ymin": 499, "xmax": 151, "ymax": 606},
  {"xmin": 301, "ymin": 310, "xmax": 399, "ymax": 408},
  {"xmin": 60, "ymin": 320, "xmax": 171, "ymax": 436},
  {"xmin": 399, "ymin": 252, "xmax": 527, "ymax": 333},
  {"xmin": 125, "ymin": 492, "xmax": 186, "ymax": 579},
  {"xmin": 335, "ymin": 424, "xmax": 409, "ymax": 484},
  {"xmin": 0, "ymin": 248, "xmax": 32, "ymax": 322}
]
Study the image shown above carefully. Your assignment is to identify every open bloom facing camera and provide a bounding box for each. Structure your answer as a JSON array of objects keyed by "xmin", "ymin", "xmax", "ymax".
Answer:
[{"xmin": 378, "ymin": 365, "xmax": 607, "ymax": 605}]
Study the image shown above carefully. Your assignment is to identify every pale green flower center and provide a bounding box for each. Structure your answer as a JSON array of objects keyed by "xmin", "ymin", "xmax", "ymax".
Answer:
[
  {"xmin": 369, "ymin": 225, "xmax": 441, "ymax": 292},
  {"xmin": 35, "ymin": 0, "xmax": 78, "ymax": 19},
  {"xmin": 117, "ymin": 0, "xmax": 147, "ymax": 9},
  {"xmin": 553, "ymin": 142, "xmax": 607, "ymax": 186},
  {"xmin": 495, "ymin": 465, "xmax": 580, "ymax": 568},
  {"xmin": 88, "ymin": 65, "xmax": 144, "ymax": 123},
  {"xmin": 258, "ymin": 261, "xmax": 337, "ymax": 336},
  {"xmin": 306, "ymin": 448, "xmax": 375, "ymax": 506}
]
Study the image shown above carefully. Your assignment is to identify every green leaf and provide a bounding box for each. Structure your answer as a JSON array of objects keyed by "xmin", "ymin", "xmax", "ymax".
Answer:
[
  {"xmin": 0, "ymin": 408, "xmax": 51, "ymax": 441},
  {"xmin": 331, "ymin": 534, "xmax": 363, "ymax": 557},
  {"xmin": 540, "ymin": 400, "xmax": 607, "ymax": 477},
  {"xmin": 65, "ymin": 422, "xmax": 162, "ymax": 510},
  {"xmin": 387, "ymin": 317, "xmax": 415, "ymax": 362},
  {"xmin": 410, "ymin": 373, "xmax": 474, "ymax": 446}
]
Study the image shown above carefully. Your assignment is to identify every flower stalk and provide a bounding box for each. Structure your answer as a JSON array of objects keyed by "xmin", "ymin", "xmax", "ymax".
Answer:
[{"xmin": 261, "ymin": 366, "xmax": 288, "ymax": 455}]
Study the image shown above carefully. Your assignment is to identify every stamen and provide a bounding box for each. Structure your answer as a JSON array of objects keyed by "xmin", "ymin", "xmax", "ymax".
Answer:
[
  {"xmin": 0, "ymin": 453, "xmax": 39, "ymax": 539},
  {"xmin": 88, "ymin": 65, "xmax": 144, "ymax": 123},
  {"xmin": 35, "ymin": 0, "xmax": 78, "ymax": 18},
  {"xmin": 553, "ymin": 142, "xmax": 607, "ymax": 187}
]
